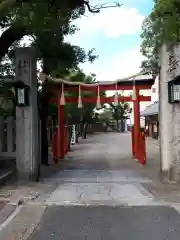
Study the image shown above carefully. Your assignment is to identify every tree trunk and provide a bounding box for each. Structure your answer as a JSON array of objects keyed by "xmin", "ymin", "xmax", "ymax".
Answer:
[
  {"xmin": 104, "ymin": 122, "xmax": 108, "ymax": 132},
  {"xmin": 122, "ymin": 119, "xmax": 126, "ymax": 132},
  {"xmin": 68, "ymin": 125, "xmax": 72, "ymax": 150},
  {"xmin": 83, "ymin": 122, "xmax": 88, "ymax": 139},
  {"xmin": 88, "ymin": 124, "xmax": 92, "ymax": 134},
  {"xmin": 77, "ymin": 124, "xmax": 80, "ymax": 137},
  {"xmin": 80, "ymin": 123, "xmax": 84, "ymax": 137},
  {"xmin": 75, "ymin": 124, "xmax": 79, "ymax": 143},
  {"xmin": 119, "ymin": 119, "xmax": 123, "ymax": 132},
  {"xmin": 38, "ymin": 90, "xmax": 49, "ymax": 166},
  {"xmin": 38, "ymin": 62, "xmax": 53, "ymax": 166},
  {"xmin": 40, "ymin": 113, "xmax": 49, "ymax": 165},
  {"xmin": 116, "ymin": 120, "xmax": 119, "ymax": 132}
]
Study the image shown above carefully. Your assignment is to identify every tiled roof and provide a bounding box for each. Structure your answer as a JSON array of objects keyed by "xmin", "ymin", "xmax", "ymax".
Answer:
[{"xmin": 140, "ymin": 101, "xmax": 159, "ymax": 117}]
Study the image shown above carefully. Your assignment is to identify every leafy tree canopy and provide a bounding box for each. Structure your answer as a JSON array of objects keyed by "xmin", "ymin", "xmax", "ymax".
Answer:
[
  {"xmin": 0, "ymin": 0, "xmax": 121, "ymax": 62},
  {"xmin": 140, "ymin": 0, "xmax": 180, "ymax": 75}
]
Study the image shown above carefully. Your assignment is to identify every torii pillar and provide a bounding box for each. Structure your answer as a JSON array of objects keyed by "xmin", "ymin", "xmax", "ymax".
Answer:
[
  {"xmin": 57, "ymin": 94, "xmax": 65, "ymax": 160},
  {"xmin": 15, "ymin": 47, "xmax": 40, "ymax": 181},
  {"xmin": 133, "ymin": 88, "xmax": 141, "ymax": 159}
]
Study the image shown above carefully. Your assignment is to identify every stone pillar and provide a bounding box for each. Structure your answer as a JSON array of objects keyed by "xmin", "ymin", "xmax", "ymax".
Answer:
[
  {"xmin": 15, "ymin": 47, "xmax": 40, "ymax": 181},
  {"xmin": 159, "ymin": 44, "xmax": 180, "ymax": 181},
  {"xmin": 0, "ymin": 117, "xmax": 4, "ymax": 153},
  {"xmin": 7, "ymin": 117, "xmax": 13, "ymax": 154}
]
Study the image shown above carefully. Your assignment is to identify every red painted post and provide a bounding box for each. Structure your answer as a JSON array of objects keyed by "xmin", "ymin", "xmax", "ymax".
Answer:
[
  {"xmin": 65, "ymin": 126, "xmax": 69, "ymax": 153},
  {"xmin": 133, "ymin": 88, "xmax": 140, "ymax": 159},
  {"xmin": 131, "ymin": 126, "xmax": 135, "ymax": 158},
  {"xmin": 57, "ymin": 95, "xmax": 61, "ymax": 160},
  {"xmin": 137, "ymin": 132, "xmax": 146, "ymax": 165},
  {"xmin": 57, "ymin": 92, "xmax": 65, "ymax": 160},
  {"xmin": 138, "ymin": 132, "xmax": 142, "ymax": 163},
  {"xmin": 141, "ymin": 132, "xmax": 146, "ymax": 165},
  {"xmin": 52, "ymin": 130, "xmax": 58, "ymax": 163},
  {"xmin": 59, "ymin": 105, "xmax": 65, "ymax": 159},
  {"xmin": 64, "ymin": 126, "xmax": 68, "ymax": 154}
]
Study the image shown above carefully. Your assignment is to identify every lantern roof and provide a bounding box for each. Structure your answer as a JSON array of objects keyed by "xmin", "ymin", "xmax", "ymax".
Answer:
[{"xmin": 170, "ymin": 75, "xmax": 180, "ymax": 84}]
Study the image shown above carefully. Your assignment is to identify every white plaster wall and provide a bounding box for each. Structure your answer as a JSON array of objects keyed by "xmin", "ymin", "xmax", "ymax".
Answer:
[{"xmin": 151, "ymin": 76, "xmax": 159, "ymax": 103}]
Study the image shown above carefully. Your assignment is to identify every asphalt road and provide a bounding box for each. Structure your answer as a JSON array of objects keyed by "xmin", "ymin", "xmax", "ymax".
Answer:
[{"xmin": 30, "ymin": 205, "xmax": 180, "ymax": 240}]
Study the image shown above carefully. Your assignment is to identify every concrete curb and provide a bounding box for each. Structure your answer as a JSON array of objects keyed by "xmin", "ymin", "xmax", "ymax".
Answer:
[
  {"xmin": 0, "ymin": 204, "xmax": 16, "ymax": 226},
  {"xmin": 0, "ymin": 205, "xmax": 46, "ymax": 240}
]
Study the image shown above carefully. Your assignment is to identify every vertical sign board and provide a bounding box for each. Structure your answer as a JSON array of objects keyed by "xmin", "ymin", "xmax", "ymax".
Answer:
[
  {"xmin": 168, "ymin": 46, "xmax": 179, "ymax": 82},
  {"xmin": 17, "ymin": 88, "xmax": 25, "ymax": 104},
  {"xmin": 71, "ymin": 125, "xmax": 76, "ymax": 145},
  {"xmin": 17, "ymin": 58, "xmax": 30, "ymax": 83}
]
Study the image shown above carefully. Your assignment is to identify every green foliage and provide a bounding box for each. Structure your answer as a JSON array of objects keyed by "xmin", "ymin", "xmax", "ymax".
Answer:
[
  {"xmin": 63, "ymin": 70, "xmax": 101, "ymax": 125},
  {"xmin": 110, "ymin": 96, "xmax": 131, "ymax": 122},
  {"xmin": 0, "ymin": 0, "xmax": 87, "ymax": 62},
  {"xmin": 98, "ymin": 107, "xmax": 112, "ymax": 124},
  {"xmin": 140, "ymin": 0, "xmax": 180, "ymax": 74},
  {"xmin": 0, "ymin": 0, "xmax": 98, "ymax": 121},
  {"xmin": 0, "ymin": 83, "xmax": 15, "ymax": 118},
  {"xmin": 0, "ymin": 0, "xmax": 121, "ymax": 62}
]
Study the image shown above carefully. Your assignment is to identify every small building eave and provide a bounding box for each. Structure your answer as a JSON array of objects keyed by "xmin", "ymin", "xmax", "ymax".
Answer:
[{"xmin": 140, "ymin": 101, "xmax": 159, "ymax": 117}]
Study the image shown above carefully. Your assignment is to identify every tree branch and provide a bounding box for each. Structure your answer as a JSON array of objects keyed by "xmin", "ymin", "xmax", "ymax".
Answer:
[
  {"xmin": 0, "ymin": 24, "xmax": 27, "ymax": 61},
  {"xmin": 84, "ymin": 1, "xmax": 122, "ymax": 13},
  {"xmin": 0, "ymin": 0, "xmax": 17, "ymax": 22}
]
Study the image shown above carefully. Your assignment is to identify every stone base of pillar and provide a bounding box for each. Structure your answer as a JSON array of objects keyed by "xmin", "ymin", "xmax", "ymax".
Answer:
[
  {"xmin": 160, "ymin": 170, "xmax": 171, "ymax": 182},
  {"xmin": 159, "ymin": 167, "xmax": 180, "ymax": 183}
]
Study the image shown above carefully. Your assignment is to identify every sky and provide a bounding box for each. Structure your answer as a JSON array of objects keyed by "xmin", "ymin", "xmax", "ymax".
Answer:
[
  {"xmin": 19, "ymin": 0, "xmax": 154, "ymax": 123},
  {"xmin": 65, "ymin": 0, "xmax": 154, "ymax": 81},
  {"xmin": 65, "ymin": 0, "xmax": 154, "ymax": 120}
]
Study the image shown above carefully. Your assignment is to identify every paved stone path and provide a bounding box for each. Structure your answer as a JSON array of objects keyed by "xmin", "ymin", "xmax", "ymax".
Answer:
[
  {"xmin": 34, "ymin": 132, "xmax": 156, "ymax": 206},
  {"xmin": 1, "ymin": 132, "xmax": 180, "ymax": 239},
  {"xmin": 42, "ymin": 169, "xmax": 154, "ymax": 206}
]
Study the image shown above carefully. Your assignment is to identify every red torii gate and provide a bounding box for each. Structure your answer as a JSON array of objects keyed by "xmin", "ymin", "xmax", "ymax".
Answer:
[{"xmin": 44, "ymin": 73, "xmax": 154, "ymax": 165}]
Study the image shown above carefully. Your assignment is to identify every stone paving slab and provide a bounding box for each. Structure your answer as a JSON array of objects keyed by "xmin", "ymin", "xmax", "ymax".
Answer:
[
  {"xmin": 45, "ymin": 182, "xmax": 153, "ymax": 205},
  {"xmin": 47, "ymin": 169, "xmax": 152, "ymax": 184},
  {"xmin": 42, "ymin": 168, "xmax": 154, "ymax": 206}
]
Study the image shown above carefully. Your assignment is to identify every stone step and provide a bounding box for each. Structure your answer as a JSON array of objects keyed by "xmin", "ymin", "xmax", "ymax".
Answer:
[{"xmin": 0, "ymin": 171, "xmax": 13, "ymax": 185}]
